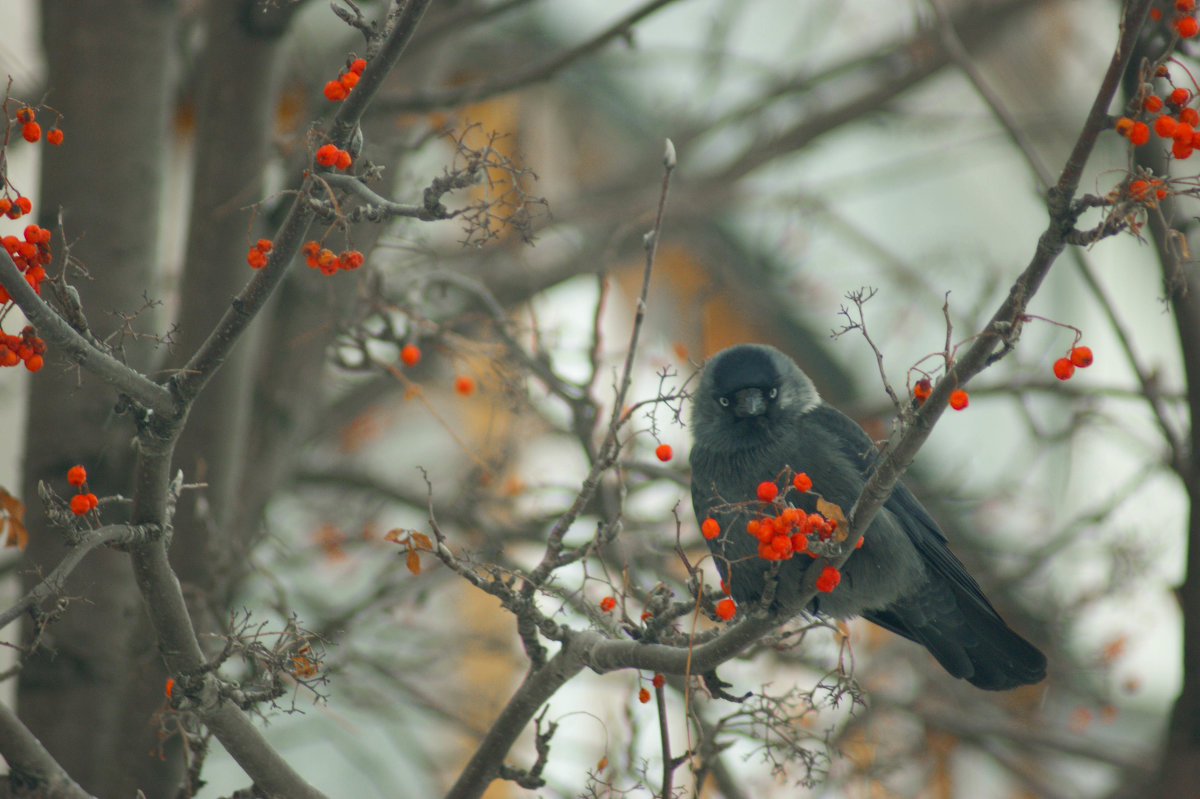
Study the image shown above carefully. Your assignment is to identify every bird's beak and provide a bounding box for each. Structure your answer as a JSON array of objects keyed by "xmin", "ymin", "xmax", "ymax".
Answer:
[{"xmin": 732, "ymin": 388, "xmax": 766, "ymax": 417}]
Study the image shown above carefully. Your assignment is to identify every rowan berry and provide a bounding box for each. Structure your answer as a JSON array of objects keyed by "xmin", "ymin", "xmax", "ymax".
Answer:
[
  {"xmin": 15, "ymin": 197, "xmax": 31, "ymax": 215},
  {"xmin": 67, "ymin": 465, "xmax": 87, "ymax": 486},
  {"xmin": 1172, "ymin": 139, "xmax": 1193, "ymax": 159},
  {"xmin": 69, "ymin": 494, "xmax": 91, "ymax": 515},
  {"xmin": 816, "ymin": 566, "xmax": 841, "ymax": 593},
  {"xmin": 600, "ymin": 596, "xmax": 616, "ymax": 612},
  {"xmin": 913, "ymin": 377, "xmax": 932, "ymax": 403},
  {"xmin": 323, "ymin": 80, "xmax": 348, "ymax": 101},
  {"xmin": 1070, "ymin": 345, "xmax": 1094, "ymax": 367},
  {"xmin": 46, "ymin": 128, "xmax": 63, "ymax": 146},
  {"xmin": 315, "ymin": 143, "xmax": 339, "ymax": 167},
  {"xmin": 652, "ymin": 673, "xmax": 664, "ymax": 688},
  {"xmin": 792, "ymin": 472, "xmax": 812, "ymax": 493},
  {"xmin": 1182, "ymin": 108, "xmax": 1200, "ymax": 127},
  {"xmin": 1145, "ymin": 95, "xmax": 1164, "ymax": 113},
  {"xmin": 246, "ymin": 248, "xmax": 268, "ymax": 269},
  {"xmin": 1129, "ymin": 179, "xmax": 1150, "ymax": 199},
  {"xmin": 638, "ymin": 687, "xmax": 651, "ymax": 703},
  {"xmin": 715, "ymin": 598, "xmax": 736, "ymax": 620},
  {"xmin": 655, "ymin": 443, "xmax": 673, "ymax": 462},
  {"xmin": 756, "ymin": 481, "xmax": 778, "ymax": 502},
  {"xmin": 1155, "ymin": 114, "xmax": 1179, "ymax": 137},
  {"xmin": 0, "ymin": 200, "xmax": 10, "ymax": 216},
  {"xmin": 949, "ymin": 389, "xmax": 969, "ymax": 410},
  {"xmin": 24, "ymin": 354, "xmax": 43, "ymax": 372},
  {"xmin": 15, "ymin": 107, "xmax": 34, "ymax": 124},
  {"xmin": 1114, "ymin": 116, "xmax": 1135, "ymax": 136},
  {"xmin": 1179, "ymin": 0, "xmax": 1197, "ymax": 12},
  {"xmin": 21, "ymin": 122, "xmax": 40, "ymax": 143},
  {"xmin": 1053, "ymin": 357, "xmax": 1075, "ymax": 381},
  {"xmin": 1177, "ymin": 15, "xmax": 1199, "ymax": 37},
  {"xmin": 255, "ymin": 238, "xmax": 273, "ymax": 253},
  {"xmin": 1128, "ymin": 122, "xmax": 1150, "ymax": 145},
  {"xmin": 316, "ymin": 248, "xmax": 338, "ymax": 274},
  {"xmin": 0, "ymin": 347, "xmax": 16, "ymax": 367},
  {"xmin": 1174, "ymin": 122, "xmax": 1195, "ymax": 143},
  {"xmin": 701, "ymin": 517, "xmax": 721, "ymax": 539},
  {"xmin": 1169, "ymin": 88, "xmax": 1190, "ymax": 106},
  {"xmin": 334, "ymin": 148, "xmax": 353, "ymax": 170},
  {"xmin": 339, "ymin": 71, "xmax": 360, "ymax": 91},
  {"xmin": 337, "ymin": 250, "xmax": 364, "ymax": 270},
  {"xmin": 454, "ymin": 375, "xmax": 476, "ymax": 395},
  {"xmin": 400, "ymin": 344, "xmax": 421, "ymax": 366},
  {"xmin": 349, "ymin": 58, "xmax": 367, "ymax": 74}
]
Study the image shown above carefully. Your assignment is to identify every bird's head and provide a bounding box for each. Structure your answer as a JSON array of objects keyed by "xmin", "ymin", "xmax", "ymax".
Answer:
[{"xmin": 691, "ymin": 344, "xmax": 820, "ymax": 445}]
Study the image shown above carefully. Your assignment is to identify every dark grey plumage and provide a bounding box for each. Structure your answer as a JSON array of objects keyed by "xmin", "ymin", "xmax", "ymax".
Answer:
[{"xmin": 689, "ymin": 343, "xmax": 1046, "ymax": 690}]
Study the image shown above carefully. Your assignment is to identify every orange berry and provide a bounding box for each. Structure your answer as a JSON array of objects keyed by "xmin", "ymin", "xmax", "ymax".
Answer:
[
  {"xmin": 67, "ymin": 465, "xmax": 87, "ymax": 486},
  {"xmin": 349, "ymin": 58, "xmax": 367, "ymax": 74},
  {"xmin": 1070, "ymin": 345, "xmax": 1094, "ymax": 367},
  {"xmin": 165, "ymin": 677, "xmax": 174, "ymax": 699},
  {"xmin": 816, "ymin": 565, "xmax": 841, "ymax": 593},
  {"xmin": 1114, "ymin": 116, "xmax": 1135, "ymax": 136},
  {"xmin": 1128, "ymin": 121, "xmax": 1150, "ymax": 146},
  {"xmin": 792, "ymin": 472, "xmax": 813, "ymax": 493},
  {"xmin": 338, "ymin": 249, "xmax": 364, "ymax": 270},
  {"xmin": 1155, "ymin": 114, "xmax": 1179, "ymax": 137},
  {"xmin": 69, "ymin": 494, "xmax": 91, "ymax": 515},
  {"xmin": 46, "ymin": 128, "xmax": 63, "ymax": 146},
  {"xmin": 1174, "ymin": 121, "xmax": 1195, "ymax": 143},
  {"xmin": 400, "ymin": 344, "xmax": 421, "ymax": 366},
  {"xmin": 1179, "ymin": 0, "xmax": 1196, "ymax": 11},
  {"xmin": 638, "ymin": 687, "xmax": 651, "ymax": 703},
  {"xmin": 1129, "ymin": 179, "xmax": 1150, "ymax": 198},
  {"xmin": 24, "ymin": 354, "xmax": 43, "ymax": 372},
  {"xmin": 1145, "ymin": 95, "xmax": 1164, "ymax": 112},
  {"xmin": 913, "ymin": 377, "xmax": 932, "ymax": 402},
  {"xmin": 85, "ymin": 492, "xmax": 98, "ymax": 510},
  {"xmin": 948, "ymin": 389, "xmax": 969, "ymax": 410},
  {"xmin": 316, "ymin": 248, "xmax": 338, "ymax": 275},
  {"xmin": 652, "ymin": 673, "xmax": 664, "ymax": 688},
  {"xmin": 315, "ymin": 143, "xmax": 339, "ymax": 167},
  {"xmin": 21, "ymin": 122, "xmax": 41, "ymax": 143},
  {"xmin": 1182, "ymin": 108, "xmax": 1200, "ymax": 127},
  {"xmin": 1151, "ymin": 7, "xmax": 1164, "ymax": 20},
  {"xmin": 715, "ymin": 598, "xmax": 736, "ymax": 620},
  {"xmin": 655, "ymin": 443, "xmax": 672, "ymax": 462},
  {"xmin": 334, "ymin": 148, "xmax": 353, "ymax": 170},
  {"xmin": 255, "ymin": 238, "xmax": 273, "ymax": 253},
  {"xmin": 1172, "ymin": 139, "xmax": 1194, "ymax": 159},
  {"xmin": 1169, "ymin": 88, "xmax": 1191, "ymax": 106},
  {"xmin": 339, "ymin": 71, "xmax": 360, "ymax": 91},
  {"xmin": 246, "ymin": 248, "xmax": 268, "ymax": 269},
  {"xmin": 14, "ymin": 197, "xmax": 31, "ymax": 217},
  {"xmin": 599, "ymin": 596, "xmax": 616, "ymax": 612},
  {"xmin": 1053, "ymin": 357, "xmax": 1075, "ymax": 381},
  {"xmin": 15, "ymin": 107, "xmax": 34, "ymax": 124},
  {"xmin": 756, "ymin": 481, "xmax": 778, "ymax": 502},
  {"xmin": 323, "ymin": 80, "xmax": 348, "ymax": 101},
  {"xmin": 1177, "ymin": 15, "xmax": 1199, "ymax": 37},
  {"xmin": 701, "ymin": 517, "xmax": 721, "ymax": 539},
  {"xmin": 454, "ymin": 375, "xmax": 476, "ymax": 395}
]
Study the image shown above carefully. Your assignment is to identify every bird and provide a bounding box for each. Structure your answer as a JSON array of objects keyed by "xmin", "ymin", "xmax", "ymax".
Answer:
[{"xmin": 688, "ymin": 343, "xmax": 1047, "ymax": 690}]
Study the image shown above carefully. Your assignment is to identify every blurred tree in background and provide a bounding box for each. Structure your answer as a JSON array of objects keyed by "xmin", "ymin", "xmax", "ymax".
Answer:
[{"xmin": 0, "ymin": 1, "xmax": 1196, "ymax": 797}]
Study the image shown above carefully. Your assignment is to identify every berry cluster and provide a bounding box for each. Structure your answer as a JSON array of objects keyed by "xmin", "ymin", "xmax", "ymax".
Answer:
[
  {"xmin": 245, "ymin": 238, "xmax": 273, "ymax": 269},
  {"xmin": 0, "ymin": 325, "xmax": 45, "ymax": 372},
  {"xmin": 2, "ymin": 224, "xmax": 52, "ymax": 300},
  {"xmin": 323, "ymin": 58, "xmax": 367, "ymax": 102},
  {"xmin": 66, "ymin": 465, "xmax": 98, "ymax": 516},
  {"xmin": 746, "ymin": 475, "xmax": 842, "ymax": 563},
  {"xmin": 301, "ymin": 240, "xmax": 364, "ymax": 275},
  {"xmin": 1148, "ymin": 2, "xmax": 1199, "ymax": 38},
  {"xmin": 13, "ymin": 106, "xmax": 63, "ymax": 147},
  {"xmin": 1053, "ymin": 345, "xmax": 1094, "ymax": 381},
  {"xmin": 0, "ymin": 196, "xmax": 33, "ymax": 221},
  {"xmin": 315, "ymin": 143, "xmax": 353, "ymax": 170}
]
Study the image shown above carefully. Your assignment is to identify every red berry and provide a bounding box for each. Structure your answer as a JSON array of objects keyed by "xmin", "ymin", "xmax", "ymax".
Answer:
[
  {"xmin": 21, "ymin": 122, "xmax": 41, "ymax": 143},
  {"xmin": 349, "ymin": 58, "xmax": 367, "ymax": 74},
  {"xmin": 69, "ymin": 494, "xmax": 91, "ymax": 515},
  {"xmin": 1177, "ymin": 15, "xmax": 1199, "ymax": 37},
  {"xmin": 652, "ymin": 673, "xmax": 664, "ymax": 688},
  {"xmin": 599, "ymin": 596, "xmax": 616, "ymax": 612},
  {"xmin": 323, "ymin": 80, "xmax": 348, "ymax": 101},
  {"xmin": 816, "ymin": 565, "xmax": 841, "ymax": 593},
  {"xmin": 701, "ymin": 517, "xmax": 721, "ymax": 540},
  {"xmin": 334, "ymin": 148, "xmax": 353, "ymax": 170},
  {"xmin": 1053, "ymin": 357, "xmax": 1075, "ymax": 381},
  {"xmin": 1170, "ymin": 88, "xmax": 1191, "ymax": 106},
  {"xmin": 454, "ymin": 375, "xmax": 476, "ymax": 395},
  {"xmin": 255, "ymin": 238, "xmax": 273, "ymax": 253},
  {"xmin": 46, "ymin": 128, "xmax": 63, "ymax": 146},
  {"xmin": 1069, "ymin": 346, "xmax": 1094, "ymax": 368},
  {"xmin": 1145, "ymin": 95, "xmax": 1164, "ymax": 113},
  {"xmin": 400, "ymin": 344, "xmax": 421, "ymax": 366},
  {"xmin": 246, "ymin": 248, "xmax": 268, "ymax": 269},
  {"xmin": 948, "ymin": 389, "xmax": 969, "ymax": 411},
  {"xmin": 913, "ymin": 377, "xmax": 932, "ymax": 403},
  {"xmin": 15, "ymin": 107, "xmax": 34, "ymax": 124},
  {"xmin": 715, "ymin": 598, "xmax": 736, "ymax": 620},
  {"xmin": 654, "ymin": 443, "xmax": 672, "ymax": 462},
  {"xmin": 67, "ymin": 465, "xmax": 87, "ymax": 487},
  {"xmin": 1128, "ymin": 121, "xmax": 1150, "ymax": 146},
  {"xmin": 638, "ymin": 687, "xmax": 651, "ymax": 703},
  {"xmin": 1155, "ymin": 114, "xmax": 1179, "ymax": 137},
  {"xmin": 339, "ymin": 71, "xmax": 360, "ymax": 91},
  {"xmin": 315, "ymin": 143, "xmax": 339, "ymax": 167},
  {"xmin": 792, "ymin": 472, "xmax": 812, "ymax": 493},
  {"xmin": 756, "ymin": 481, "xmax": 778, "ymax": 502}
]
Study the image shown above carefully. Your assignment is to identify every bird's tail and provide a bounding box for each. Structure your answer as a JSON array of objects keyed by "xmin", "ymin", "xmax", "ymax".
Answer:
[{"xmin": 862, "ymin": 575, "xmax": 1046, "ymax": 691}]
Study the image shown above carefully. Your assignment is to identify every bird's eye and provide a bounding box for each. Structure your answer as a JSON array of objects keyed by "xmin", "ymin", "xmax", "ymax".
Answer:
[
  {"xmin": 768, "ymin": 387, "xmax": 778, "ymax": 400},
  {"xmin": 717, "ymin": 396, "xmax": 730, "ymax": 408}
]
